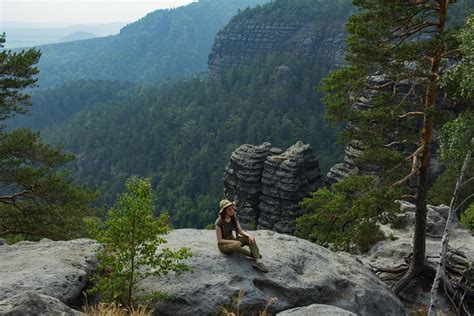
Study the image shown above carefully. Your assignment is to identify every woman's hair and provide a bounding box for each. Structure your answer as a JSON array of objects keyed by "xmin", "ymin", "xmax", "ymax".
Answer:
[{"xmin": 219, "ymin": 208, "xmax": 237, "ymax": 237}]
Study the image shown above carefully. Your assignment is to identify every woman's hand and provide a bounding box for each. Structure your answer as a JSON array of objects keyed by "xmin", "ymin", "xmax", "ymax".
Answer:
[{"xmin": 247, "ymin": 235, "xmax": 255, "ymax": 245}]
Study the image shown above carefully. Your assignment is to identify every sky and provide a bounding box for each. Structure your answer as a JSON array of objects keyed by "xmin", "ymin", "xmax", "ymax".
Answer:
[{"xmin": 1, "ymin": 0, "xmax": 196, "ymax": 25}]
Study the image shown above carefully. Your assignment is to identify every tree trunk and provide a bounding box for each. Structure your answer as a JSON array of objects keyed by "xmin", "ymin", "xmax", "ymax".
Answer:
[{"xmin": 394, "ymin": 0, "xmax": 449, "ymax": 295}]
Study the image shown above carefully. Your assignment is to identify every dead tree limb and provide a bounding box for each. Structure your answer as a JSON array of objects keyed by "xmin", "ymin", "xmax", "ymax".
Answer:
[{"xmin": 428, "ymin": 138, "xmax": 473, "ymax": 316}]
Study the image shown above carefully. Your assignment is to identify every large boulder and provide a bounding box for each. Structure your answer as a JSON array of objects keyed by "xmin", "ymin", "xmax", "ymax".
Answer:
[
  {"xmin": 0, "ymin": 292, "xmax": 84, "ymax": 316},
  {"xmin": 141, "ymin": 229, "xmax": 407, "ymax": 316},
  {"xmin": 0, "ymin": 238, "xmax": 98, "ymax": 307},
  {"xmin": 277, "ymin": 304, "xmax": 356, "ymax": 316}
]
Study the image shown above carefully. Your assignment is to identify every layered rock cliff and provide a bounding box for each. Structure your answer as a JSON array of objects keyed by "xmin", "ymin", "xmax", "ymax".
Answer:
[
  {"xmin": 208, "ymin": 1, "xmax": 351, "ymax": 78},
  {"xmin": 223, "ymin": 141, "xmax": 321, "ymax": 233}
]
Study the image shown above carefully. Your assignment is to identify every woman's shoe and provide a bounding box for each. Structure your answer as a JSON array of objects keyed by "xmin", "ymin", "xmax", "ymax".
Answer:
[{"xmin": 252, "ymin": 261, "xmax": 268, "ymax": 273}]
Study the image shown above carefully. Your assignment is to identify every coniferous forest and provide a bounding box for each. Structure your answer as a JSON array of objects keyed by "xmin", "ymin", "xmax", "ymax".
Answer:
[{"xmin": 2, "ymin": 0, "xmax": 474, "ymax": 314}]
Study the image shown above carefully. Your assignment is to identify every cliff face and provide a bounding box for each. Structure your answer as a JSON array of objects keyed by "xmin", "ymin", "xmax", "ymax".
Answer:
[
  {"xmin": 223, "ymin": 141, "xmax": 321, "ymax": 233},
  {"xmin": 208, "ymin": 14, "xmax": 346, "ymax": 78}
]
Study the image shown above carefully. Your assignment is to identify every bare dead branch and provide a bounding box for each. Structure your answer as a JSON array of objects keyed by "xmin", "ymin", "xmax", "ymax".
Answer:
[
  {"xmin": 461, "ymin": 177, "xmax": 474, "ymax": 188},
  {"xmin": 393, "ymin": 168, "xmax": 419, "ymax": 187},
  {"xmin": 406, "ymin": 145, "xmax": 424, "ymax": 161},
  {"xmin": 399, "ymin": 111, "xmax": 425, "ymax": 119},
  {"xmin": 0, "ymin": 190, "xmax": 33, "ymax": 204},
  {"xmin": 454, "ymin": 193, "xmax": 474, "ymax": 211}
]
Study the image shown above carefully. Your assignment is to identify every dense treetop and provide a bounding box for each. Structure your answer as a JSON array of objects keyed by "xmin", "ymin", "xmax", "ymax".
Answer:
[{"xmin": 40, "ymin": 54, "xmax": 342, "ymax": 229}]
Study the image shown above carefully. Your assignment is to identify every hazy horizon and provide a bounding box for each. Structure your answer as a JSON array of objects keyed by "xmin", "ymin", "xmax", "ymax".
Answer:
[
  {"xmin": 1, "ymin": 0, "xmax": 197, "ymax": 48},
  {"xmin": 1, "ymin": 1, "xmax": 196, "ymax": 25}
]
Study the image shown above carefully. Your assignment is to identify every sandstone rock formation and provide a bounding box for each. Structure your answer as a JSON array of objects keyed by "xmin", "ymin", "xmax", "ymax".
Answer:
[
  {"xmin": 0, "ymin": 238, "xmax": 98, "ymax": 310},
  {"xmin": 359, "ymin": 202, "xmax": 474, "ymax": 313},
  {"xmin": 277, "ymin": 304, "xmax": 357, "ymax": 316},
  {"xmin": 224, "ymin": 141, "xmax": 321, "ymax": 233},
  {"xmin": 208, "ymin": 14, "xmax": 346, "ymax": 78},
  {"xmin": 142, "ymin": 229, "xmax": 407, "ymax": 316},
  {"xmin": 0, "ymin": 292, "xmax": 84, "ymax": 316}
]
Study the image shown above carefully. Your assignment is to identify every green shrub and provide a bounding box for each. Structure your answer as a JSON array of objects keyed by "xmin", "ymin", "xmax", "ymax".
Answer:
[
  {"xmin": 85, "ymin": 177, "xmax": 191, "ymax": 308},
  {"xmin": 296, "ymin": 175, "xmax": 400, "ymax": 253},
  {"xmin": 460, "ymin": 203, "xmax": 474, "ymax": 232}
]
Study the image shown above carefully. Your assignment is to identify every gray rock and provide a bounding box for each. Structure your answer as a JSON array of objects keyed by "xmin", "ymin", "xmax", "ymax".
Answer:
[
  {"xmin": 208, "ymin": 15, "xmax": 346, "ymax": 78},
  {"xmin": 0, "ymin": 239, "xmax": 6, "ymax": 246},
  {"xmin": 0, "ymin": 238, "xmax": 98, "ymax": 306},
  {"xmin": 399, "ymin": 202, "xmax": 456, "ymax": 237},
  {"xmin": 259, "ymin": 141, "xmax": 321, "ymax": 233},
  {"xmin": 142, "ymin": 229, "xmax": 407, "ymax": 316},
  {"xmin": 0, "ymin": 291, "xmax": 84, "ymax": 316},
  {"xmin": 277, "ymin": 304, "xmax": 357, "ymax": 316},
  {"xmin": 223, "ymin": 141, "xmax": 321, "ymax": 233}
]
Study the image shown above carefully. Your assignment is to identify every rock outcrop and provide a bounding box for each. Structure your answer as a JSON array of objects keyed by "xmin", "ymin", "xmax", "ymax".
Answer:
[
  {"xmin": 224, "ymin": 141, "xmax": 321, "ymax": 233},
  {"xmin": 208, "ymin": 6, "xmax": 348, "ymax": 78},
  {"xmin": 0, "ymin": 238, "xmax": 98, "ymax": 310},
  {"xmin": 0, "ymin": 292, "xmax": 84, "ymax": 316},
  {"xmin": 359, "ymin": 202, "xmax": 474, "ymax": 313},
  {"xmin": 277, "ymin": 304, "xmax": 357, "ymax": 316},
  {"xmin": 142, "ymin": 229, "xmax": 407, "ymax": 316}
]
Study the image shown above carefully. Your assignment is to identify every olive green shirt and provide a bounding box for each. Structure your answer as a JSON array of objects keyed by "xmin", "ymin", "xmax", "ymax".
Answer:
[{"xmin": 215, "ymin": 215, "xmax": 239, "ymax": 240}]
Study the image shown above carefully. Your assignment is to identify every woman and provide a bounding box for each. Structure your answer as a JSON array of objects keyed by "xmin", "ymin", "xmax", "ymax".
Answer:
[{"xmin": 215, "ymin": 199, "xmax": 268, "ymax": 273}]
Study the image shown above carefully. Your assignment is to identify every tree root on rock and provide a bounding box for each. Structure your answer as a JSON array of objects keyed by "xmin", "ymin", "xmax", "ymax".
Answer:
[{"xmin": 369, "ymin": 248, "xmax": 474, "ymax": 315}]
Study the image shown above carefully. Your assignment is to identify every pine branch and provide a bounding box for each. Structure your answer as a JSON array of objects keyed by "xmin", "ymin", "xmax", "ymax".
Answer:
[{"xmin": 0, "ymin": 190, "xmax": 33, "ymax": 204}]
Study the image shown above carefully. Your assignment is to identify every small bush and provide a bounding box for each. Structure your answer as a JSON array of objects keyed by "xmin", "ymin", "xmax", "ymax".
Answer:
[
  {"xmin": 460, "ymin": 203, "xmax": 474, "ymax": 232},
  {"xmin": 296, "ymin": 175, "xmax": 401, "ymax": 253},
  {"xmin": 354, "ymin": 222, "xmax": 385, "ymax": 253}
]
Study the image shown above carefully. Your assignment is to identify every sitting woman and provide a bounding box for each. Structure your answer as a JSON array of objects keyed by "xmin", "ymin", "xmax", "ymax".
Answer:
[{"xmin": 215, "ymin": 199, "xmax": 268, "ymax": 273}]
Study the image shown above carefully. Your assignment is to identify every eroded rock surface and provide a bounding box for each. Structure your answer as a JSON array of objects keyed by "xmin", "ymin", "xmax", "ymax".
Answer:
[
  {"xmin": 142, "ymin": 229, "xmax": 407, "ymax": 316},
  {"xmin": 0, "ymin": 238, "xmax": 98, "ymax": 307},
  {"xmin": 0, "ymin": 292, "xmax": 84, "ymax": 316},
  {"xmin": 277, "ymin": 304, "xmax": 357, "ymax": 316},
  {"xmin": 208, "ymin": 16, "xmax": 346, "ymax": 79},
  {"xmin": 224, "ymin": 141, "xmax": 321, "ymax": 233}
]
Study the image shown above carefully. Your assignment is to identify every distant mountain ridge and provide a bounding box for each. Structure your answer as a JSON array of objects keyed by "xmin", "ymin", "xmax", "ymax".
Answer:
[
  {"xmin": 34, "ymin": 0, "xmax": 269, "ymax": 88},
  {"xmin": 3, "ymin": 22, "xmax": 125, "ymax": 49},
  {"xmin": 59, "ymin": 32, "xmax": 96, "ymax": 42}
]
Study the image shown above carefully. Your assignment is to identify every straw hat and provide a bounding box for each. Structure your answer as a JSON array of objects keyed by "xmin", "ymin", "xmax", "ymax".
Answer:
[{"xmin": 219, "ymin": 199, "xmax": 234, "ymax": 213}]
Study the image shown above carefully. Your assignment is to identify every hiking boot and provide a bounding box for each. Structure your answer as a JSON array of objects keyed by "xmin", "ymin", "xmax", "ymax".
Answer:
[
  {"xmin": 252, "ymin": 261, "xmax": 268, "ymax": 273},
  {"xmin": 245, "ymin": 253, "xmax": 262, "ymax": 260}
]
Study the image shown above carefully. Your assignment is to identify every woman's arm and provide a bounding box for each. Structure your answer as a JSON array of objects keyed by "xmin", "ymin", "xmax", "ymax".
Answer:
[
  {"xmin": 216, "ymin": 226, "xmax": 241, "ymax": 245},
  {"xmin": 236, "ymin": 221, "xmax": 255, "ymax": 245}
]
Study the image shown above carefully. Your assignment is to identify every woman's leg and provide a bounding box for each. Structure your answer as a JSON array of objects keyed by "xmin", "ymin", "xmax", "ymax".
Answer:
[
  {"xmin": 236, "ymin": 236, "xmax": 261, "ymax": 259},
  {"xmin": 218, "ymin": 242, "xmax": 251, "ymax": 257}
]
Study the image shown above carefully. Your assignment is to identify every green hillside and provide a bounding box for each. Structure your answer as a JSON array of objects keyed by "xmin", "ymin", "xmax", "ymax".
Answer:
[
  {"xmin": 34, "ymin": 0, "xmax": 268, "ymax": 88},
  {"xmin": 44, "ymin": 53, "xmax": 343, "ymax": 228}
]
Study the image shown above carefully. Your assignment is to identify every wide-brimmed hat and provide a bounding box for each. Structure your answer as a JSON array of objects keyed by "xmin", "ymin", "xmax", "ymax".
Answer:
[{"xmin": 219, "ymin": 199, "xmax": 235, "ymax": 213}]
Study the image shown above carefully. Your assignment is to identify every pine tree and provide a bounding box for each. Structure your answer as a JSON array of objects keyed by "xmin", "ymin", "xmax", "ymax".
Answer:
[
  {"xmin": 321, "ymin": 1, "xmax": 473, "ymax": 294},
  {"xmin": 0, "ymin": 34, "xmax": 96, "ymax": 240}
]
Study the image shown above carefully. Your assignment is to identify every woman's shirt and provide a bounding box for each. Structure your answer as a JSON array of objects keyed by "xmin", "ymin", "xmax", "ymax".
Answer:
[{"xmin": 215, "ymin": 215, "xmax": 239, "ymax": 240}]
